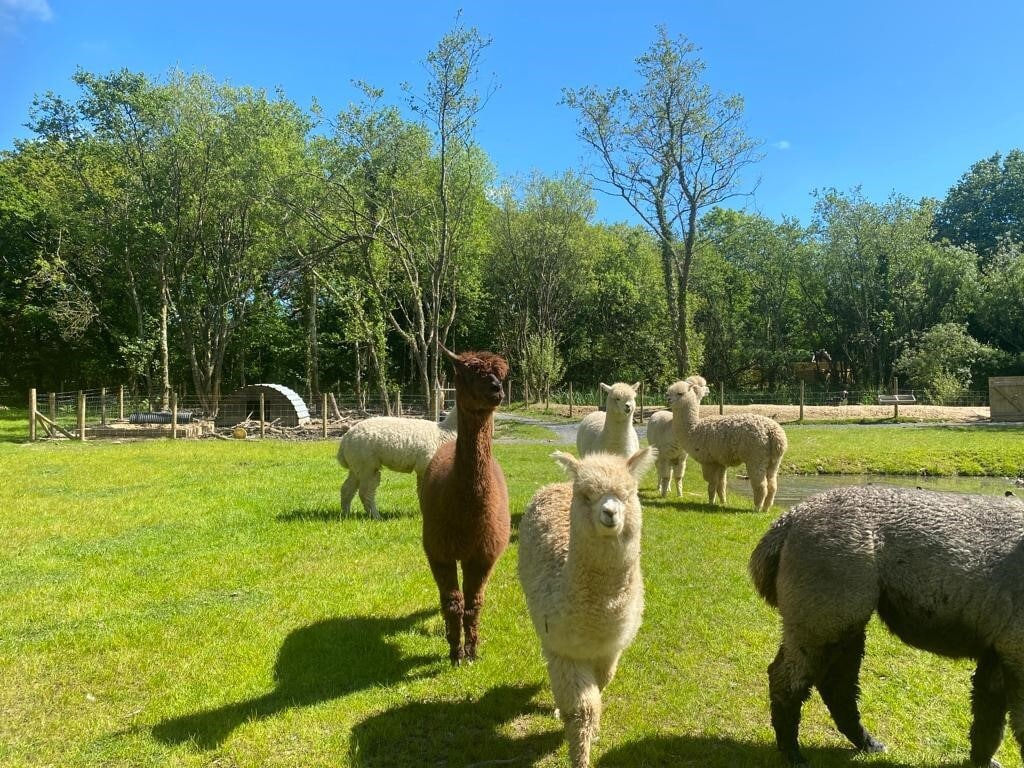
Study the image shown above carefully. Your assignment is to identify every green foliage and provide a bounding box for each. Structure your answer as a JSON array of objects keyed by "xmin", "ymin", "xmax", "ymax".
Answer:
[
  {"xmin": 895, "ymin": 323, "xmax": 997, "ymax": 404},
  {"xmin": 935, "ymin": 149, "xmax": 1024, "ymax": 262},
  {"xmin": 521, "ymin": 331, "xmax": 565, "ymax": 403}
]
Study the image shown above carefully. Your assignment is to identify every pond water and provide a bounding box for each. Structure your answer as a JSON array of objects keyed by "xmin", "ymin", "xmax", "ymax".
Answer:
[{"xmin": 729, "ymin": 472, "xmax": 1017, "ymax": 510}]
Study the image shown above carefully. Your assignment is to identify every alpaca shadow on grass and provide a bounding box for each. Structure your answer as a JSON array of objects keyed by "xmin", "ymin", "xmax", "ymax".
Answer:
[
  {"xmin": 640, "ymin": 492, "xmax": 762, "ymax": 515},
  {"xmin": 275, "ymin": 506, "xmax": 412, "ymax": 523},
  {"xmin": 596, "ymin": 734, "xmax": 967, "ymax": 768},
  {"xmin": 349, "ymin": 683, "xmax": 562, "ymax": 767},
  {"xmin": 152, "ymin": 609, "xmax": 437, "ymax": 750}
]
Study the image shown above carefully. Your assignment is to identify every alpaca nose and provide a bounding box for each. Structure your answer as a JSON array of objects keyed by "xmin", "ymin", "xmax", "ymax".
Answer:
[{"xmin": 599, "ymin": 498, "xmax": 624, "ymax": 528}]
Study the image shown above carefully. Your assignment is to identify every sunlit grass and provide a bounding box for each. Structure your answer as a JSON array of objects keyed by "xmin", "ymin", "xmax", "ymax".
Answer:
[{"xmin": 2, "ymin": 433, "xmax": 1022, "ymax": 766}]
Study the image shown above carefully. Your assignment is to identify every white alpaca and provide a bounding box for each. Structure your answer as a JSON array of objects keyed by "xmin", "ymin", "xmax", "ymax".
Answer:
[
  {"xmin": 670, "ymin": 379, "xmax": 787, "ymax": 512},
  {"xmin": 337, "ymin": 408, "xmax": 457, "ymax": 519},
  {"xmin": 575, "ymin": 382, "xmax": 641, "ymax": 457},
  {"xmin": 645, "ymin": 375, "xmax": 708, "ymax": 497},
  {"xmin": 518, "ymin": 448, "xmax": 656, "ymax": 768}
]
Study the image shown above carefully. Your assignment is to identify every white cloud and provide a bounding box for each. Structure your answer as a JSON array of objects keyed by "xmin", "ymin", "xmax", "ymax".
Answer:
[
  {"xmin": 0, "ymin": 0, "xmax": 54, "ymax": 32},
  {"xmin": 772, "ymin": 140, "xmax": 792, "ymax": 151}
]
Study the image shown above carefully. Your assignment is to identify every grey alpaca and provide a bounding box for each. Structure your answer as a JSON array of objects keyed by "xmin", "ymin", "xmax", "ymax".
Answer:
[{"xmin": 749, "ymin": 485, "xmax": 1024, "ymax": 767}]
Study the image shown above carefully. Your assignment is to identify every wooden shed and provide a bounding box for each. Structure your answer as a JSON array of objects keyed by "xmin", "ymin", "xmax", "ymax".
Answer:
[
  {"xmin": 989, "ymin": 376, "xmax": 1024, "ymax": 422},
  {"xmin": 216, "ymin": 384, "xmax": 311, "ymax": 427}
]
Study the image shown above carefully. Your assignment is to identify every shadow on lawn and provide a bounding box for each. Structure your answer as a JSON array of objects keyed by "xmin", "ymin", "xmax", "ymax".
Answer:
[
  {"xmin": 596, "ymin": 734, "xmax": 965, "ymax": 768},
  {"xmin": 152, "ymin": 609, "xmax": 437, "ymax": 750},
  {"xmin": 349, "ymin": 682, "xmax": 562, "ymax": 767},
  {"xmin": 275, "ymin": 506, "xmax": 412, "ymax": 522}
]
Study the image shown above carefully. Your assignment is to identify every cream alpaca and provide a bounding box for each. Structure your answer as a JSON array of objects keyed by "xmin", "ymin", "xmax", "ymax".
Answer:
[
  {"xmin": 518, "ymin": 448, "xmax": 656, "ymax": 767},
  {"xmin": 575, "ymin": 382, "xmax": 641, "ymax": 457}
]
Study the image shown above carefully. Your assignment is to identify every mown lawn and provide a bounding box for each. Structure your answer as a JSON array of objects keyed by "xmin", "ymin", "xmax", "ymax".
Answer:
[{"xmin": 2, "ymin": 414, "xmax": 1023, "ymax": 767}]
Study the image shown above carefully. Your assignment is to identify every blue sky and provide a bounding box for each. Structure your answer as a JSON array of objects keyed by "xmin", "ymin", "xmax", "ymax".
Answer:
[{"xmin": 3, "ymin": 0, "xmax": 1023, "ymax": 225}]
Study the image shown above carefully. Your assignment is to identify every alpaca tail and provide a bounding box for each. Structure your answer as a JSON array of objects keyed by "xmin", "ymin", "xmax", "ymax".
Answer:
[
  {"xmin": 769, "ymin": 424, "xmax": 788, "ymax": 466},
  {"xmin": 336, "ymin": 437, "xmax": 349, "ymax": 469},
  {"xmin": 749, "ymin": 515, "xmax": 792, "ymax": 607}
]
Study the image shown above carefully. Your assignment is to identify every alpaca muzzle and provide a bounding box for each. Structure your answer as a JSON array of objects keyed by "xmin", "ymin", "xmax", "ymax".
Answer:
[{"xmin": 599, "ymin": 497, "xmax": 625, "ymax": 529}]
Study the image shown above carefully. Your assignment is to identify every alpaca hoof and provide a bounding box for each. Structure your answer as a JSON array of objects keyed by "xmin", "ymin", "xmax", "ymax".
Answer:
[
  {"xmin": 860, "ymin": 734, "xmax": 885, "ymax": 754},
  {"xmin": 449, "ymin": 648, "xmax": 465, "ymax": 666}
]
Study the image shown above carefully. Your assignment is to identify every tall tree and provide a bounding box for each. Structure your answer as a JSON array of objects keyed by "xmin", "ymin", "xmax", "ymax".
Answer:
[
  {"xmin": 563, "ymin": 26, "xmax": 762, "ymax": 376},
  {"xmin": 486, "ymin": 171, "xmax": 594, "ymax": 398},
  {"xmin": 326, "ymin": 20, "xmax": 494, "ymax": 415},
  {"xmin": 935, "ymin": 149, "xmax": 1024, "ymax": 262}
]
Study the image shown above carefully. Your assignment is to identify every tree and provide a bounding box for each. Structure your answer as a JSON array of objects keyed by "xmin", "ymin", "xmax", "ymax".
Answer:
[
  {"xmin": 563, "ymin": 26, "xmax": 762, "ymax": 377},
  {"xmin": 325, "ymin": 20, "xmax": 495, "ymax": 415},
  {"xmin": 935, "ymin": 149, "xmax": 1024, "ymax": 262},
  {"xmin": 696, "ymin": 209, "xmax": 808, "ymax": 389},
  {"xmin": 895, "ymin": 323, "xmax": 996, "ymax": 404},
  {"xmin": 486, "ymin": 171, "xmax": 594, "ymax": 399}
]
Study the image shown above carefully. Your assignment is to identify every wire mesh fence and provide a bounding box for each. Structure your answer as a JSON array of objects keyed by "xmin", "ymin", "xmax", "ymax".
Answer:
[{"xmin": 15, "ymin": 379, "xmax": 993, "ymax": 442}]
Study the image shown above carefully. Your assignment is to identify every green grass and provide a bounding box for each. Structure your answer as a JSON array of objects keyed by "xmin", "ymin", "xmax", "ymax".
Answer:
[
  {"xmin": 2, "ymin": 431, "xmax": 1023, "ymax": 767},
  {"xmin": 783, "ymin": 423, "xmax": 1024, "ymax": 476}
]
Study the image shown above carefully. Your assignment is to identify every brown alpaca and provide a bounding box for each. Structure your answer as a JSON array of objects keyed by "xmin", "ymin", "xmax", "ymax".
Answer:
[{"xmin": 419, "ymin": 345, "xmax": 510, "ymax": 664}]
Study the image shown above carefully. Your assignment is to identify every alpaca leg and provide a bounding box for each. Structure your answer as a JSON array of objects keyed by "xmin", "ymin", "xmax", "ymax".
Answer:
[
  {"xmin": 969, "ymin": 650, "xmax": 1007, "ymax": 767},
  {"xmin": 716, "ymin": 466, "xmax": 728, "ymax": 504},
  {"xmin": 765, "ymin": 470, "xmax": 780, "ymax": 510},
  {"xmin": 547, "ymin": 654, "xmax": 601, "ymax": 768},
  {"xmin": 816, "ymin": 625, "xmax": 885, "ymax": 754},
  {"xmin": 768, "ymin": 644, "xmax": 815, "ymax": 766},
  {"xmin": 357, "ymin": 468, "xmax": 382, "ymax": 520},
  {"xmin": 339, "ymin": 472, "xmax": 359, "ymax": 515},
  {"xmin": 749, "ymin": 467, "xmax": 768, "ymax": 513},
  {"xmin": 427, "ymin": 557, "xmax": 464, "ymax": 664},
  {"xmin": 674, "ymin": 455, "xmax": 686, "ymax": 496},
  {"xmin": 460, "ymin": 558, "xmax": 494, "ymax": 662},
  {"xmin": 594, "ymin": 651, "xmax": 621, "ymax": 692},
  {"xmin": 701, "ymin": 463, "xmax": 718, "ymax": 504},
  {"xmin": 656, "ymin": 454, "xmax": 670, "ymax": 497}
]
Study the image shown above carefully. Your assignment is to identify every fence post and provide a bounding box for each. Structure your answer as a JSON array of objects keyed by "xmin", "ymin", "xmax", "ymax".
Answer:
[
  {"xmin": 396, "ymin": 388, "xmax": 402, "ymax": 416},
  {"xmin": 78, "ymin": 390, "xmax": 86, "ymax": 442},
  {"xmin": 568, "ymin": 382, "xmax": 573, "ymax": 419},
  {"xmin": 799, "ymin": 381, "xmax": 805, "ymax": 423},
  {"xmin": 719, "ymin": 382, "xmax": 725, "ymax": 416},
  {"xmin": 118, "ymin": 385, "xmax": 125, "ymax": 421},
  {"xmin": 100, "ymin": 387, "xmax": 107, "ymax": 426},
  {"xmin": 639, "ymin": 382, "xmax": 645, "ymax": 424},
  {"xmin": 48, "ymin": 391, "xmax": 56, "ymax": 424},
  {"xmin": 259, "ymin": 392, "xmax": 266, "ymax": 438},
  {"xmin": 29, "ymin": 388, "xmax": 37, "ymax": 442},
  {"xmin": 893, "ymin": 376, "xmax": 899, "ymax": 420},
  {"xmin": 171, "ymin": 392, "xmax": 178, "ymax": 440},
  {"xmin": 322, "ymin": 392, "xmax": 328, "ymax": 439}
]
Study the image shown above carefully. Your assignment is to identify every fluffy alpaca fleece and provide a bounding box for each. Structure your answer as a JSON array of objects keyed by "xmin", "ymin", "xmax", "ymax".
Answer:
[
  {"xmin": 750, "ymin": 485, "xmax": 1024, "ymax": 767},
  {"xmin": 645, "ymin": 375, "xmax": 707, "ymax": 497},
  {"xmin": 420, "ymin": 347, "xmax": 510, "ymax": 664},
  {"xmin": 518, "ymin": 448, "xmax": 656, "ymax": 768},
  {"xmin": 337, "ymin": 408, "xmax": 457, "ymax": 519},
  {"xmin": 669, "ymin": 379, "xmax": 787, "ymax": 512},
  {"xmin": 576, "ymin": 382, "xmax": 641, "ymax": 458}
]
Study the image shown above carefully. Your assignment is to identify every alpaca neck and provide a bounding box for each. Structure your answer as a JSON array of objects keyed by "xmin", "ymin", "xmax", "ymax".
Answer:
[
  {"xmin": 453, "ymin": 406, "xmax": 494, "ymax": 474},
  {"xmin": 565, "ymin": 519, "xmax": 640, "ymax": 594},
  {"xmin": 671, "ymin": 395, "xmax": 701, "ymax": 443}
]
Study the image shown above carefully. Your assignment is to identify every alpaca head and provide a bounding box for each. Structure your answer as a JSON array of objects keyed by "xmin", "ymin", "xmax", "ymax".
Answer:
[
  {"xmin": 600, "ymin": 381, "xmax": 641, "ymax": 421},
  {"xmin": 666, "ymin": 376, "xmax": 710, "ymax": 409},
  {"xmin": 551, "ymin": 448, "xmax": 656, "ymax": 539},
  {"xmin": 442, "ymin": 345, "xmax": 509, "ymax": 412}
]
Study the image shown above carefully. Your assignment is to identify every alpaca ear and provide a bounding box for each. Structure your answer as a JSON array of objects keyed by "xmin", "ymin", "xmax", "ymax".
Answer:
[
  {"xmin": 551, "ymin": 451, "xmax": 580, "ymax": 479},
  {"xmin": 632, "ymin": 381, "xmax": 642, "ymax": 392},
  {"xmin": 626, "ymin": 447, "xmax": 657, "ymax": 479},
  {"xmin": 600, "ymin": 382, "xmax": 611, "ymax": 393},
  {"xmin": 439, "ymin": 343, "xmax": 460, "ymax": 364}
]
